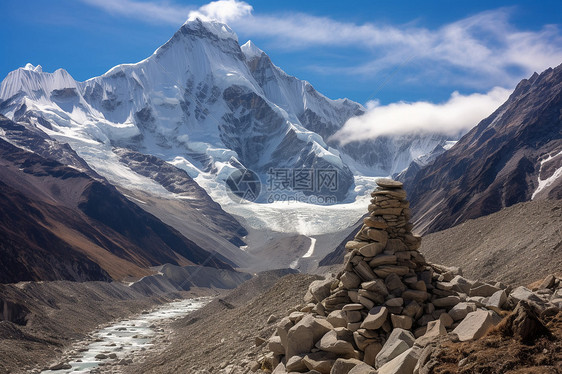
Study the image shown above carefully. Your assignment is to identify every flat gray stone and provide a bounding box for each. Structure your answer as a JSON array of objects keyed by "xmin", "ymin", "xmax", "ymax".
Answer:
[{"xmin": 452, "ymin": 310, "xmax": 494, "ymax": 342}]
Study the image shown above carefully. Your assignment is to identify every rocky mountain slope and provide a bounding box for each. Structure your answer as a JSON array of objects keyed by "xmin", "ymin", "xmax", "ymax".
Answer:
[
  {"xmin": 318, "ymin": 198, "xmax": 562, "ymax": 285},
  {"xmin": 0, "ymin": 116, "xmax": 237, "ymax": 283},
  {"xmin": 122, "ymin": 179, "xmax": 561, "ymax": 374},
  {"xmin": 419, "ymin": 198, "xmax": 562, "ymax": 286},
  {"xmin": 403, "ymin": 64, "xmax": 562, "ymax": 234}
]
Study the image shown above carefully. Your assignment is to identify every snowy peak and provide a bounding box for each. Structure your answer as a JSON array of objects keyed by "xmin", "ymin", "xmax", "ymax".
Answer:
[
  {"xmin": 183, "ymin": 16, "xmax": 239, "ymax": 41},
  {"xmin": 0, "ymin": 65, "xmax": 78, "ymax": 102},
  {"xmin": 241, "ymin": 40, "xmax": 265, "ymax": 59}
]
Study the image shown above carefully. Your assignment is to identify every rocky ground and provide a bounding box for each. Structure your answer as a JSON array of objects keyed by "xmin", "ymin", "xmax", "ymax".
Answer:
[
  {"xmin": 419, "ymin": 199, "xmax": 562, "ymax": 286},
  {"xmin": 0, "ymin": 281, "xmax": 217, "ymax": 374},
  {"xmin": 124, "ymin": 269, "xmax": 318, "ymax": 373}
]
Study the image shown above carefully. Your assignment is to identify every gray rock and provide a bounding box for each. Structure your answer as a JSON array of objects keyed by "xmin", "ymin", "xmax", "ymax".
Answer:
[
  {"xmin": 327, "ymin": 310, "xmax": 349, "ymax": 328},
  {"xmin": 509, "ymin": 286, "xmax": 545, "ymax": 306},
  {"xmin": 286, "ymin": 315, "xmax": 333, "ymax": 358},
  {"xmin": 414, "ymin": 319, "xmax": 447, "ymax": 347},
  {"xmin": 330, "ymin": 358, "xmax": 365, "ymax": 374},
  {"xmin": 486, "ymin": 290, "xmax": 507, "ymax": 313},
  {"xmin": 317, "ymin": 328, "xmax": 358, "ymax": 357},
  {"xmin": 449, "ymin": 275, "xmax": 473, "ymax": 294},
  {"xmin": 432, "ymin": 296, "xmax": 460, "ymax": 308},
  {"xmin": 469, "ymin": 284, "xmax": 501, "ymax": 297},
  {"xmin": 310, "ymin": 278, "xmax": 336, "ymax": 303},
  {"xmin": 360, "ymin": 306, "xmax": 388, "ymax": 330},
  {"xmin": 341, "ymin": 272, "xmax": 362, "ymax": 289},
  {"xmin": 361, "ymin": 279, "xmax": 389, "ymax": 296},
  {"xmin": 375, "ymin": 339, "xmax": 410, "ymax": 369},
  {"xmin": 303, "ymin": 352, "xmax": 337, "ymax": 374},
  {"xmin": 348, "ymin": 363, "xmax": 377, "ymax": 374},
  {"xmin": 390, "ymin": 314, "xmax": 413, "ymax": 330},
  {"xmin": 448, "ymin": 302, "xmax": 477, "ymax": 321},
  {"xmin": 451, "ymin": 310, "xmax": 494, "ymax": 342},
  {"xmin": 377, "ymin": 347, "xmax": 420, "ymax": 374},
  {"xmin": 286, "ymin": 355, "xmax": 308, "ymax": 372},
  {"xmin": 272, "ymin": 362, "xmax": 287, "ymax": 374},
  {"xmin": 268, "ymin": 335, "xmax": 285, "ymax": 355}
]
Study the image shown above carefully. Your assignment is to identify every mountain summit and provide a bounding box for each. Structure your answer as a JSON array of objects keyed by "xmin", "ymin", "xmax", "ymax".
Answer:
[{"xmin": 0, "ymin": 17, "xmax": 453, "ymax": 206}]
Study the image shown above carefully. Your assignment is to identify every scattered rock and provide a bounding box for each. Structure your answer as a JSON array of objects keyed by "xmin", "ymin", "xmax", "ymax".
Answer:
[{"xmin": 451, "ymin": 310, "xmax": 494, "ymax": 342}]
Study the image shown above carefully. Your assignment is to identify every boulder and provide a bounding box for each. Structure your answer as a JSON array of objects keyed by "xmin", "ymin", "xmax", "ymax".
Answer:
[
  {"xmin": 363, "ymin": 342, "xmax": 383, "ymax": 366},
  {"xmin": 330, "ymin": 358, "xmax": 364, "ymax": 374},
  {"xmin": 385, "ymin": 273, "xmax": 407, "ymax": 294},
  {"xmin": 348, "ymin": 363, "xmax": 377, "ymax": 374},
  {"xmin": 469, "ymin": 284, "xmax": 501, "ymax": 298},
  {"xmin": 286, "ymin": 315, "xmax": 333, "ymax": 358},
  {"xmin": 414, "ymin": 319, "xmax": 447, "ymax": 347},
  {"xmin": 303, "ymin": 352, "xmax": 337, "ymax": 374},
  {"xmin": 272, "ymin": 363, "xmax": 287, "ymax": 374},
  {"xmin": 402, "ymin": 290, "xmax": 430, "ymax": 303},
  {"xmin": 341, "ymin": 272, "xmax": 362, "ymax": 289},
  {"xmin": 277, "ymin": 317, "xmax": 294, "ymax": 348},
  {"xmin": 449, "ymin": 275, "xmax": 472, "ymax": 294},
  {"xmin": 376, "ymin": 178, "xmax": 403, "ymax": 188},
  {"xmin": 448, "ymin": 302, "xmax": 477, "ymax": 321},
  {"xmin": 361, "ymin": 280, "xmax": 389, "ymax": 296},
  {"xmin": 451, "ymin": 310, "xmax": 494, "ymax": 342},
  {"xmin": 359, "ymin": 242, "xmax": 386, "ymax": 257},
  {"xmin": 386, "ymin": 328, "xmax": 415, "ymax": 347},
  {"xmin": 327, "ymin": 310, "xmax": 349, "ymax": 328},
  {"xmin": 360, "ymin": 306, "xmax": 388, "ymax": 330},
  {"xmin": 377, "ymin": 347, "xmax": 420, "ymax": 374},
  {"xmin": 432, "ymin": 296, "xmax": 460, "ymax": 309},
  {"xmin": 317, "ymin": 328, "xmax": 358, "ymax": 357},
  {"xmin": 486, "ymin": 290, "xmax": 507, "ymax": 313},
  {"xmin": 369, "ymin": 255, "xmax": 397, "ymax": 268},
  {"xmin": 509, "ymin": 286, "xmax": 545, "ymax": 306},
  {"xmin": 354, "ymin": 261, "xmax": 377, "ymax": 281},
  {"xmin": 375, "ymin": 328, "xmax": 414, "ymax": 368},
  {"xmin": 286, "ymin": 355, "xmax": 308, "ymax": 372},
  {"xmin": 268, "ymin": 336, "xmax": 285, "ymax": 355},
  {"xmin": 310, "ymin": 278, "xmax": 335, "ymax": 303},
  {"xmin": 390, "ymin": 314, "xmax": 413, "ymax": 330}
]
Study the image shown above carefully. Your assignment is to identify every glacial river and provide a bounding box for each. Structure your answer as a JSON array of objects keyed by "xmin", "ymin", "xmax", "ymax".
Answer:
[{"xmin": 41, "ymin": 297, "xmax": 210, "ymax": 374}]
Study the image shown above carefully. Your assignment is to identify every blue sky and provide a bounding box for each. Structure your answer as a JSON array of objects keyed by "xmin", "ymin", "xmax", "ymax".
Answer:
[{"xmin": 1, "ymin": 0, "xmax": 561, "ymax": 109}]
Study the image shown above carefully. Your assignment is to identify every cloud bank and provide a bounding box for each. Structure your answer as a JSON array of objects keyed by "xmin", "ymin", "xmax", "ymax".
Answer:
[{"xmin": 331, "ymin": 87, "xmax": 512, "ymax": 144}]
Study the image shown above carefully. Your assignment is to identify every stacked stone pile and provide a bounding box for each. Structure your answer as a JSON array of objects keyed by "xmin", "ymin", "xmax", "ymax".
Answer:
[{"xmin": 254, "ymin": 179, "xmax": 561, "ymax": 374}]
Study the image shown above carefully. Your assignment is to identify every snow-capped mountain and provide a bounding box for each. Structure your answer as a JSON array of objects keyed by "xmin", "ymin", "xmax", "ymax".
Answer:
[
  {"xmin": 0, "ymin": 18, "xmax": 358, "ymax": 202},
  {"xmin": 0, "ymin": 17, "xmax": 452, "ymax": 203}
]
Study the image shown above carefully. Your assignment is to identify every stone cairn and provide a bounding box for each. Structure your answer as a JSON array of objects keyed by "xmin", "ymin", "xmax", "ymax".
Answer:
[{"xmin": 258, "ymin": 178, "xmax": 562, "ymax": 374}]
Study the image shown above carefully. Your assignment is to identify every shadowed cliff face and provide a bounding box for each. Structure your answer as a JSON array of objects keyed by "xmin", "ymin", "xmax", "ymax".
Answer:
[
  {"xmin": 0, "ymin": 116, "xmax": 234, "ymax": 283},
  {"xmin": 404, "ymin": 64, "xmax": 562, "ymax": 234}
]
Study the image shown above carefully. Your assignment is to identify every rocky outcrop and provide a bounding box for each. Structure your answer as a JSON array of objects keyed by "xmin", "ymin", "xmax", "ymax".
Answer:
[
  {"xmin": 255, "ymin": 179, "xmax": 562, "ymax": 374},
  {"xmin": 404, "ymin": 64, "xmax": 562, "ymax": 234}
]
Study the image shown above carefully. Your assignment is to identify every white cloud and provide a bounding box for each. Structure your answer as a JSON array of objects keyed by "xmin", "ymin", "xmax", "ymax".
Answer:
[
  {"xmin": 80, "ymin": 0, "xmax": 193, "ymax": 24},
  {"xmin": 190, "ymin": 0, "xmax": 253, "ymax": 24},
  {"xmin": 80, "ymin": 1, "xmax": 562, "ymax": 92},
  {"xmin": 331, "ymin": 87, "xmax": 512, "ymax": 145}
]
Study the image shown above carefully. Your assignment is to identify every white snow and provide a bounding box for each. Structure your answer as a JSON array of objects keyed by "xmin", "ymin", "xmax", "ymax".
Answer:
[
  {"xmin": 302, "ymin": 237, "xmax": 317, "ymax": 258},
  {"xmin": 240, "ymin": 40, "xmax": 264, "ymax": 59},
  {"xmin": 532, "ymin": 150, "xmax": 562, "ymax": 200}
]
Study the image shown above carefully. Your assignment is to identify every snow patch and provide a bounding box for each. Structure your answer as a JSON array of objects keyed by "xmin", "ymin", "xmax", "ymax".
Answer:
[{"xmin": 532, "ymin": 150, "xmax": 562, "ymax": 200}]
